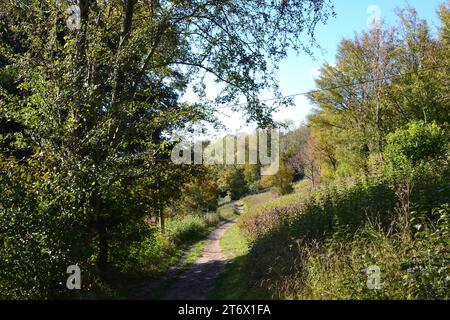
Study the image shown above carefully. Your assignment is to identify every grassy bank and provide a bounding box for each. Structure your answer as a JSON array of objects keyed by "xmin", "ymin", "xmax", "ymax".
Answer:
[
  {"xmin": 209, "ymin": 188, "xmax": 302, "ymax": 299},
  {"xmin": 211, "ymin": 168, "xmax": 449, "ymax": 300}
]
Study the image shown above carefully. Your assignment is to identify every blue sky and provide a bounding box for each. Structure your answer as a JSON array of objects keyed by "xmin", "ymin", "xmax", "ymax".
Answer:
[
  {"xmin": 184, "ymin": 0, "xmax": 445, "ymax": 133},
  {"xmin": 271, "ymin": 0, "xmax": 444, "ymax": 127}
]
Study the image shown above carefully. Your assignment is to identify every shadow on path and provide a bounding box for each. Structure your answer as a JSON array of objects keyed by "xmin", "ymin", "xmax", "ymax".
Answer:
[{"xmin": 161, "ymin": 220, "xmax": 237, "ymax": 300}]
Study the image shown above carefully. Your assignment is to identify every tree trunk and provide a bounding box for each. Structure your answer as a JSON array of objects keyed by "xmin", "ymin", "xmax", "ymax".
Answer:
[
  {"xmin": 92, "ymin": 188, "xmax": 108, "ymax": 272},
  {"xmin": 98, "ymin": 223, "xmax": 108, "ymax": 272},
  {"xmin": 376, "ymin": 101, "xmax": 384, "ymax": 162},
  {"xmin": 159, "ymin": 208, "xmax": 166, "ymax": 235},
  {"xmin": 110, "ymin": 0, "xmax": 136, "ymax": 111}
]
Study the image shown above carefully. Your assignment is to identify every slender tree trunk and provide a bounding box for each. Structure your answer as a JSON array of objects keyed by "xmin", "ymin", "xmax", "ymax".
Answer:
[
  {"xmin": 159, "ymin": 208, "xmax": 165, "ymax": 235},
  {"xmin": 376, "ymin": 101, "xmax": 384, "ymax": 162},
  {"xmin": 98, "ymin": 222, "xmax": 108, "ymax": 272},
  {"xmin": 92, "ymin": 188, "xmax": 108, "ymax": 272},
  {"xmin": 110, "ymin": 0, "xmax": 136, "ymax": 111}
]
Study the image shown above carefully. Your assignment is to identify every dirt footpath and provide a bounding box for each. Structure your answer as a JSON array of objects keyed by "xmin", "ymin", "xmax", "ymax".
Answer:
[{"xmin": 161, "ymin": 219, "xmax": 237, "ymax": 300}]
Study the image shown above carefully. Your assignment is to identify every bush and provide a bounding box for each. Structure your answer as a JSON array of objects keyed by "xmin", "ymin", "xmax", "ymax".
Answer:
[
  {"xmin": 218, "ymin": 167, "xmax": 249, "ymax": 201},
  {"xmin": 240, "ymin": 178, "xmax": 396, "ymax": 242},
  {"xmin": 260, "ymin": 162, "xmax": 294, "ymax": 196},
  {"xmin": 180, "ymin": 177, "xmax": 219, "ymax": 213},
  {"xmin": 383, "ymin": 121, "xmax": 448, "ymax": 176},
  {"xmin": 0, "ymin": 156, "xmax": 92, "ymax": 299},
  {"xmin": 167, "ymin": 215, "xmax": 209, "ymax": 244}
]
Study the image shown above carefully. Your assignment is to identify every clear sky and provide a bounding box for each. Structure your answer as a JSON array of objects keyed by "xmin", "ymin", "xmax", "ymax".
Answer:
[{"xmin": 183, "ymin": 0, "xmax": 445, "ymax": 133}]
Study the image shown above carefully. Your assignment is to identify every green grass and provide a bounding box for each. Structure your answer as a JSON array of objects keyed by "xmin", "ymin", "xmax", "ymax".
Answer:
[
  {"xmin": 99, "ymin": 202, "xmax": 239, "ymax": 299},
  {"xmin": 143, "ymin": 239, "xmax": 209, "ymax": 300},
  {"xmin": 208, "ymin": 255, "xmax": 255, "ymax": 299},
  {"xmin": 208, "ymin": 224, "xmax": 257, "ymax": 299},
  {"xmin": 222, "ymin": 170, "xmax": 449, "ymax": 300},
  {"xmin": 184, "ymin": 240, "xmax": 207, "ymax": 265},
  {"xmin": 240, "ymin": 180, "xmax": 311, "ymax": 214},
  {"xmin": 217, "ymin": 202, "xmax": 239, "ymax": 221},
  {"xmin": 237, "ymin": 180, "xmax": 313, "ymax": 242},
  {"xmin": 132, "ymin": 202, "xmax": 239, "ymax": 299},
  {"xmin": 220, "ymin": 225, "xmax": 249, "ymax": 259},
  {"xmin": 240, "ymin": 190, "xmax": 278, "ymax": 209},
  {"xmin": 208, "ymin": 190, "xmax": 283, "ymax": 300}
]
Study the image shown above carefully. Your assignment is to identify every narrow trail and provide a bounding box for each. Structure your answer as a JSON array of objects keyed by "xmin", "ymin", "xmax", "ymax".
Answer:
[{"xmin": 161, "ymin": 218, "xmax": 237, "ymax": 300}]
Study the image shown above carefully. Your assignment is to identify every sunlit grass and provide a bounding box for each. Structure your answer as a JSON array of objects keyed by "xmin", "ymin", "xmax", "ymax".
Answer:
[
  {"xmin": 220, "ymin": 225, "xmax": 249, "ymax": 259},
  {"xmin": 183, "ymin": 240, "xmax": 207, "ymax": 266},
  {"xmin": 209, "ymin": 224, "xmax": 257, "ymax": 299}
]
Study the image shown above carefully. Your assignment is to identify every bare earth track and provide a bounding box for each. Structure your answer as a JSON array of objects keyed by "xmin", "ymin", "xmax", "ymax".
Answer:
[{"xmin": 160, "ymin": 219, "xmax": 237, "ymax": 300}]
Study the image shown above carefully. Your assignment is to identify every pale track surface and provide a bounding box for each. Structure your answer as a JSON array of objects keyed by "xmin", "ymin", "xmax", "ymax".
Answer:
[{"xmin": 161, "ymin": 219, "xmax": 237, "ymax": 300}]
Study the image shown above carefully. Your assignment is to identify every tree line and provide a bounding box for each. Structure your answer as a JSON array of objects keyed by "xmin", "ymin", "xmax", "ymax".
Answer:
[{"xmin": 0, "ymin": 0, "xmax": 333, "ymax": 298}]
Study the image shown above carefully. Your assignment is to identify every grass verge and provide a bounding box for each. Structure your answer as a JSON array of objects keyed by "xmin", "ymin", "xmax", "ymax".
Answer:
[
  {"xmin": 208, "ymin": 224, "xmax": 255, "ymax": 299},
  {"xmin": 208, "ymin": 190, "xmax": 285, "ymax": 300},
  {"xmin": 120, "ymin": 202, "xmax": 239, "ymax": 299}
]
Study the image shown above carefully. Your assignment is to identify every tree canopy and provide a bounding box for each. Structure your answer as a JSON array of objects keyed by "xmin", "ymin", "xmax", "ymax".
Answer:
[{"xmin": 0, "ymin": 0, "xmax": 333, "ymax": 298}]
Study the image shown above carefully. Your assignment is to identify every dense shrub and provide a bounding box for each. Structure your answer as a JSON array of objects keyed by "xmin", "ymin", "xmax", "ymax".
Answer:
[
  {"xmin": 260, "ymin": 163, "xmax": 295, "ymax": 196},
  {"xmin": 180, "ymin": 177, "xmax": 220, "ymax": 214},
  {"xmin": 294, "ymin": 204, "xmax": 450, "ymax": 300},
  {"xmin": 384, "ymin": 121, "xmax": 448, "ymax": 168},
  {"xmin": 0, "ymin": 156, "xmax": 92, "ymax": 299},
  {"xmin": 218, "ymin": 167, "xmax": 249, "ymax": 201}
]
